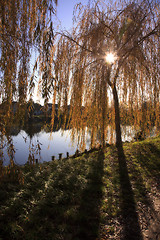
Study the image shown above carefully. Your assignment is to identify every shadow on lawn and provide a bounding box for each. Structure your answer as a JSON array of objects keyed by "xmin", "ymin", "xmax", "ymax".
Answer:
[
  {"xmin": 75, "ymin": 150, "xmax": 104, "ymax": 240},
  {"xmin": 127, "ymin": 143, "xmax": 160, "ymax": 239},
  {"xmin": 134, "ymin": 143, "xmax": 160, "ymax": 188},
  {"xmin": 0, "ymin": 150, "xmax": 104, "ymax": 240},
  {"xmin": 28, "ymin": 151, "xmax": 104, "ymax": 240},
  {"xmin": 117, "ymin": 148, "xmax": 143, "ymax": 240},
  {"xmin": 2, "ymin": 141, "xmax": 159, "ymax": 240},
  {"xmin": 126, "ymin": 141, "xmax": 160, "ymax": 239}
]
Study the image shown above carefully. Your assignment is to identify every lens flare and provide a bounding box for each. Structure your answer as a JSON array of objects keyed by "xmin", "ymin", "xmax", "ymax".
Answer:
[{"xmin": 105, "ymin": 52, "xmax": 116, "ymax": 64}]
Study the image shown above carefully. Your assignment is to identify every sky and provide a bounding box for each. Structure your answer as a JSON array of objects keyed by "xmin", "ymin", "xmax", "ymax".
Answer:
[
  {"xmin": 34, "ymin": 0, "xmax": 89, "ymax": 104},
  {"xmin": 56, "ymin": 0, "xmax": 89, "ymax": 30}
]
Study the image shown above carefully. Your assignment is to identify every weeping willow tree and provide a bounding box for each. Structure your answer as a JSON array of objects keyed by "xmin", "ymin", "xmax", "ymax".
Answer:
[
  {"xmin": 0, "ymin": 0, "xmax": 57, "ymax": 165},
  {"xmin": 0, "ymin": 0, "xmax": 57, "ymax": 123},
  {"xmin": 54, "ymin": 0, "xmax": 160, "ymax": 154}
]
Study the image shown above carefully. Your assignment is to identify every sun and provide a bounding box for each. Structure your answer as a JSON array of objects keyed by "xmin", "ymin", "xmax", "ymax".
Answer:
[{"xmin": 105, "ymin": 52, "xmax": 117, "ymax": 64}]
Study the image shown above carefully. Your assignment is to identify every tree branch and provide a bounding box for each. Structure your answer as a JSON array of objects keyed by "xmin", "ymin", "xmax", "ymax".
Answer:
[{"xmin": 56, "ymin": 31, "xmax": 93, "ymax": 53}]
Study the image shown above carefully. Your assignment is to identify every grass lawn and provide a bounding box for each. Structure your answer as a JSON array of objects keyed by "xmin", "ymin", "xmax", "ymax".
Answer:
[{"xmin": 0, "ymin": 136, "xmax": 160, "ymax": 240}]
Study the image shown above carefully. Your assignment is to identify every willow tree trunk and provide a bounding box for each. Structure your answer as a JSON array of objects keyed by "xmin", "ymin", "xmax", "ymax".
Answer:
[
  {"xmin": 102, "ymin": 66, "xmax": 107, "ymax": 148},
  {"xmin": 112, "ymin": 84, "xmax": 124, "ymax": 157}
]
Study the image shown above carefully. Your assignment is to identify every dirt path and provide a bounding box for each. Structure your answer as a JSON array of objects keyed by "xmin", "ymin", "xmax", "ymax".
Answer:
[{"xmin": 140, "ymin": 189, "xmax": 160, "ymax": 240}]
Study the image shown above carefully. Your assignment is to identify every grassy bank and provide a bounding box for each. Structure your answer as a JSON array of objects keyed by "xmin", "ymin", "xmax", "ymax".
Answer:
[{"xmin": 0, "ymin": 136, "xmax": 160, "ymax": 240}]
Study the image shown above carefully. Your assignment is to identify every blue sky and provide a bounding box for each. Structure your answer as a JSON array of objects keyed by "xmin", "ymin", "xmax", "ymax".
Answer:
[
  {"xmin": 34, "ymin": 0, "xmax": 89, "ymax": 104},
  {"xmin": 56, "ymin": 0, "xmax": 88, "ymax": 30}
]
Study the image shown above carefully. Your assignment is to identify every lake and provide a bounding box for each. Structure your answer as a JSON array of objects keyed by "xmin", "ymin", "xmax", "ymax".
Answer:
[{"xmin": 1, "ymin": 126, "xmax": 157, "ymax": 165}]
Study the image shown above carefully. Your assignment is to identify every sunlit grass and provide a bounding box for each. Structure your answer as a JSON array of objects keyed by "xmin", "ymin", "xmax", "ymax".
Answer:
[{"xmin": 0, "ymin": 136, "xmax": 160, "ymax": 239}]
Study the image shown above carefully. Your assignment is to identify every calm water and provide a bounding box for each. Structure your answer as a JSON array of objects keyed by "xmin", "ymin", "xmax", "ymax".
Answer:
[
  {"xmin": 2, "ymin": 129, "xmax": 90, "ymax": 165},
  {"xmin": 2, "ymin": 126, "xmax": 157, "ymax": 165}
]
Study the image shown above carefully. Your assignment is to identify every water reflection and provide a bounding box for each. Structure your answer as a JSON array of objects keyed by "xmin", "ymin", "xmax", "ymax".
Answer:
[
  {"xmin": 3, "ymin": 129, "xmax": 87, "ymax": 166},
  {"xmin": 2, "ymin": 125, "xmax": 157, "ymax": 166}
]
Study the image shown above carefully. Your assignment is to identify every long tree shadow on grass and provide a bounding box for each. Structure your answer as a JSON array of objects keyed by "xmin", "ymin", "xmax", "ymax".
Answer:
[
  {"xmin": 117, "ymin": 148, "xmax": 143, "ymax": 240},
  {"xmin": 28, "ymin": 151, "xmax": 104, "ymax": 240},
  {"xmin": 127, "ymin": 144, "xmax": 160, "ymax": 239},
  {"xmin": 132, "ymin": 143, "xmax": 160, "ymax": 189},
  {"xmin": 0, "ymin": 151, "xmax": 104, "ymax": 240},
  {"xmin": 74, "ymin": 149, "xmax": 104, "ymax": 240}
]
